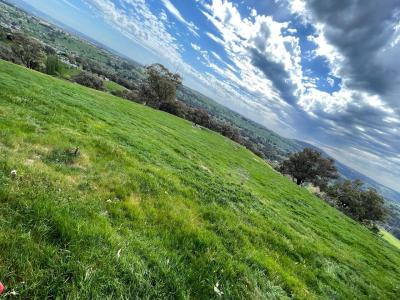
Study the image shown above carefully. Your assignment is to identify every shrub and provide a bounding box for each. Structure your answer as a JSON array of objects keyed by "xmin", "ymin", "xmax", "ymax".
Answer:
[
  {"xmin": 45, "ymin": 55, "xmax": 62, "ymax": 75},
  {"xmin": 112, "ymin": 89, "xmax": 139, "ymax": 102},
  {"xmin": 159, "ymin": 100, "xmax": 186, "ymax": 118},
  {"xmin": 0, "ymin": 44, "xmax": 21, "ymax": 64},
  {"xmin": 72, "ymin": 71, "xmax": 104, "ymax": 91},
  {"xmin": 326, "ymin": 180, "xmax": 388, "ymax": 230}
]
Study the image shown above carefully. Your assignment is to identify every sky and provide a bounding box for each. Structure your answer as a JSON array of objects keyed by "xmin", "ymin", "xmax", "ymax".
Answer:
[{"xmin": 11, "ymin": 0, "xmax": 400, "ymax": 192}]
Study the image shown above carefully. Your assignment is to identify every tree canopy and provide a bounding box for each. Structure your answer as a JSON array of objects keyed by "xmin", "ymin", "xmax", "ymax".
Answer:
[
  {"xmin": 326, "ymin": 180, "xmax": 388, "ymax": 230},
  {"xmin": 139, "ymin": 63, "xmax": 182, "ymax": 108},
  {"xmin": 280, "ymin": 148, "xmax": 338, "ymax": 188},
  {"xmin": 11, "ymin": 33, "xmax": 45, "ymax": 70}
]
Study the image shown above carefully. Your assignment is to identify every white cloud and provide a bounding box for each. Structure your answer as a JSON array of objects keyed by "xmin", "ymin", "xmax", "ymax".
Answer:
[
  {"xmin": 191, "ymin": 43, "xmax": 201, "ymax": 51},
  {"xmin": 206, "ymin": 32, "xmax": 225, "ymax": 45},
  {"xmin": 201, "ymin": 0, "xmax": 304, "ymax": 108},
  {"xmin": 160, "ymin": 0, "xmax": 199, "ymax": 37},
  {"xmin": 60, "ymin": 0, "xmax": 80, "ymax": 11}
]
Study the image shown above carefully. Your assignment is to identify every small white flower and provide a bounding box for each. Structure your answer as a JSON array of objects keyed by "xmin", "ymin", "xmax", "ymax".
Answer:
[
  {"xmin": 213, "ymin": 282, "xmax": 223, "ymax": 297},
  {"xmin": 10, "ymin": 169, "xmax": 17, "ymax": 177}
]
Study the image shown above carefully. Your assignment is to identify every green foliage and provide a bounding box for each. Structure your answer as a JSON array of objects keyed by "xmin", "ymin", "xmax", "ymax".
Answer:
[
  {"xmin": 45, "ymin": 55, "xmax": 62, "ymax": 75},
  {"xmin": 280, "ymin": 148, "xmax": 338, "ymax": 187},
  {"xmin": 326, "ymin": 180, "xmax": 388, "ymax": 228},
  {"xmin": 0, "ymin": 59, "xmax": 400, "ymax": 299},
  {"xmin": 139, "ymin": 63, "xmax": 182, "ymax": 108},
  {"xmin": 11, "ymin": 32, "xmax": 46, "ymax": 70},
  {"xmin": 72, "ymin": 71, "xmax": 104, "ymax": 91}
]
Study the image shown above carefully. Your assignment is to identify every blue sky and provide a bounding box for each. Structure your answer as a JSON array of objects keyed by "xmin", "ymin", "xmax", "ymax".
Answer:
[{"xmin": 10, "ymin": 0, "xmax": 400, "ymax": 192}]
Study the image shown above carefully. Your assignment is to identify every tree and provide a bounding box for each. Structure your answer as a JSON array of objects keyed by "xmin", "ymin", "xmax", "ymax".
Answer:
[
  {"xmin": 326, "ymin": 180, "xmax": 388, "ymax": 230},
  {"xmin": 45, "ymin": 55, "xmax": 62, "ymax": 75},
  {"xmin": 363, "ymin": 188, "xmax": 387, "ymax": 226},
  {"xmin": 11, "ymin": 33, "xmax": 46, "ymax": 70},
  {"xmin": 327, "ymin": 180, "xmax": 365, "ymax": 220},
  {"xmin": 212, "ymin": 121, "xmax": 242, "ymax": 143},
  {"xmin": 159, "ymin": 99, "xmax": 186, "ymax": 118},
  {"xmin": 139, "ymin": 63, "xmax": 182, "ymax": 108},
  {"xmin": 187, "ymin": 108, "xmax": 212, "ymax": 127},
  {"xmin": 279, "ymin": 148, "xmax": 338, "ymax": 188}
]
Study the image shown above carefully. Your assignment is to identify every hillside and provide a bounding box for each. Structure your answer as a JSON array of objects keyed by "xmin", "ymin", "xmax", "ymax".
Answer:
[
  {"xmin": 3, "ymin": 0, "xmax": 400, "ymax": 198},
  {"xmin": 2, "ymin": 0, "xmax": 400, "ymax": 240},
  {"xmin": 177, "ymin": 86, "xmax": 302, "ymax": 159},
  {"xmin": 1, "ymin": 60, "xmax": 400, "ymax": 298}
]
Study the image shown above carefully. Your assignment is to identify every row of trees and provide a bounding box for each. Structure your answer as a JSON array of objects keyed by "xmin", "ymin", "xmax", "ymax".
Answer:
[{"xmin": 279, "ymin": 148, "xmax": 387, "ymax": 231}]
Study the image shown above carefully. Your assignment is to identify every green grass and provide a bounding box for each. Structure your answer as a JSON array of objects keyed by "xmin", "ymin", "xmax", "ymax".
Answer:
[
  {"xmin": 0, "ymin": 59, "xmax": 399, "ymax": 299},
  {"xmin": 59, "ymin": 66, "xmax": 81, "ymax": 80},
  {"xmin": 381, "ymin": 229, "xmax": 400, "ymax": 250},
  {"xmin": 104, "ymin": 80, "xmax": 126, "ymax": 93}
]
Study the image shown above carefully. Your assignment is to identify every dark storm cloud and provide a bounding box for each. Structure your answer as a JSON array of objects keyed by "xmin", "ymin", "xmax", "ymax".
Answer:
[
  {"xmin": 305, "ymin": 0, "xmax": 400, "ymax": 97},
  {"xmin": 261, "ymin": 0, "xmax": 400, "ymax": 190},
  {"xmin": 250, "ymin": 48, "xmax": 298, "ymax": 105},
  {"xmin": 318, "ymin": 103, "xmax": 400, "ymax": 154}
]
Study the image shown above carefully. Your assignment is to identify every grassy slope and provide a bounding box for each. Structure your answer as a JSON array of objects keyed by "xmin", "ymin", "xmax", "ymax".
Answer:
[
  {"xmin": 104, "ymin": 80, "xmax": 126, "ymax": 94},
  {"xmin": 381, "ymin": 230, "xmax": 400, "ymax": 250},
  {"xmin": 0, "ymin": 60, "xmax": 399, "ymax": 299}
]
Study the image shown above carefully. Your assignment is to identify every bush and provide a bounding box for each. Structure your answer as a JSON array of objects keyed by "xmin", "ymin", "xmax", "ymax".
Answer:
[
  {"xmin": 45, "ymin": 55, "xmax": 62, "ymax": 75},
  {"xmin": 112, "ymin": 89, "xmax": 139, "ymax": 102},
  {"xmin": 186, "ymin": 108, "xmax": 212, "ymax": 127},
  {"xmin": 72, "ymin": 71, "xmax": 104, "ymax": 91},
  {"xmin": 0, "ymin": 44, "xmax": 21, "ymax": 64},
  {"xmin": 326, "ymin": 180, "xmax": 388, "ymax": 229},
  {"xmin": 159, "ymin": 100, "xmax": 186, "ymax": 118}
]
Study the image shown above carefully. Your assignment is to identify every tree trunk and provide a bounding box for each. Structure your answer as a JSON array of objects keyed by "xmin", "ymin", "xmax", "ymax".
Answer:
[{"xmin": 296, "ymin": 178, "xmax": 303, "ymax": 185}]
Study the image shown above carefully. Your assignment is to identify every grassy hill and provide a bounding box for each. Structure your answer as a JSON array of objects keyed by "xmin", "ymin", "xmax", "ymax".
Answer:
[
  {"xmin": 3, "ymin": 0, "xmax": 400, "ymax": 205},
  {"xmin": 1, "ymin": 60, "xmax": 400, "ymax": 299}
]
